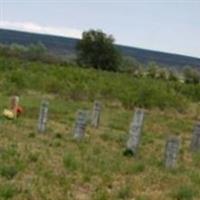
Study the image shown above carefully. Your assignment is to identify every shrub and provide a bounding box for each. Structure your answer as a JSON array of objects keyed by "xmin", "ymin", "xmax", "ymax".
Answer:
[
  {"xmin": 0, "ymin": 184, "xmax": 18, "ymax": 199},
  {"xmin": 170, "ymin": 185, "xmax": 197, "ymax": 200},
  {"xmin": 0, "ymin": 165, "xmax": 18, "ymax": 179},
  {"xmin": 28, "ymin": 152, "xmax": 39, "ymax": 162},
  {"xmin": 117, "ymin": 185, "xmax": 132, "ymax": 199},
  {"xmin": 183, "ymin": 67, "xmax": 200, "ymax": 84}
]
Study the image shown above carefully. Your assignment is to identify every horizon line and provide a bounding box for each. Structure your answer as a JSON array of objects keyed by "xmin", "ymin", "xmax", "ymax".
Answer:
[{"xmin": 0, "ymin": 27, "xmax": 200, "ymax": 60}]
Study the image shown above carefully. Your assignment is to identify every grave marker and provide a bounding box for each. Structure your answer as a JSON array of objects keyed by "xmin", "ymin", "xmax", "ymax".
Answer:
[
  {"xmin": 37, "ymin": 100, "xmax": 49, "ymax": 133},
  {"xmin": 10, "ymin": 96, "xmax": 19, "ymax": 110},
  {"xmin": 125, "ymin": 108, "xmax": 144, "ymax": 155},
  {"xmin": 164, "ymin": 136, "xmax": 180, "ymax": 169},
  {"xmin": 190, "ymin": 122, "xmax": 200, "ymax": 152},
  {"xmin": 91, "ymin": 101, "xmax": 102, "ymax": 128},
  {"xmin": 74, "ymin": 110, "xmax": 87, "ymax": 139}
]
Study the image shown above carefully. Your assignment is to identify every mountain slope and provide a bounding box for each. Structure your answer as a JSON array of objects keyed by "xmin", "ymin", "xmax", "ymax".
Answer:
[{"xmin": 0, "ymin": 28, "xmax": 200, "ymax": 68}]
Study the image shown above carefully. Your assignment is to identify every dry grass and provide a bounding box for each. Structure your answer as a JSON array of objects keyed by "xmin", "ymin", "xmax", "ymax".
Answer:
[{"xmin": 0, "ymin": 93, "xmax": 199, "ymax": 200}]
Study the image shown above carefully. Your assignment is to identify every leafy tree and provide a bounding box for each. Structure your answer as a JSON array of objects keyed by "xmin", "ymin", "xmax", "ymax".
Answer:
[
  {"xmin": 10, "ymin": 43, "xmax": 27, "ymax": 53},
  {"xmin": 168, "ymin": 69, "xmax": 179, "ymax": 82},
  {"xmin": 27, "ymin": 42, "xmax": 47, "ymax": 60},
  {"xmin": 76, "ymin": 29, "xmax": 121, "ymax": 71},
  {"xmin": 183, "ymin": 67, "xmax": 200, "ymax": 84},
  {"xmin": 119, "ymin": 56, "xmax": 143, "ymax": 74},
  {"xmin": 147, "ymin": 62, "xmax": 159, "ymax": 78},
  {"xmin": 158, "ymin": 68, "xmax": 168, "ymax": 80}
]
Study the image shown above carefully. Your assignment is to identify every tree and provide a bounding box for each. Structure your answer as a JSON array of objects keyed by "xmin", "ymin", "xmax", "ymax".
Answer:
[
  {"xmin": 183, "ymin": 67, "xmax": 200, "ymax": 84},
  {"xmin": 119, "ymin": 56, "xmax": 143, "ymax": 75},
  {"xmin": 158, "ymin": 68, "xmax": 168, "ymax": 80},
  {"xmin": 168, "ymin": 69, "xmax": 179, "ymax": 82},
  {"xmin": 27, "ymin": 42, "xmax": 47, "ymax": 60},
  {"xmin": 10, "ymin": 43, "xmax": 27, "ymax": 53},
  {"xmin": 147, "ymin": 62, "xmax": 159, "ymax": 78},
  {"xmin": 76, "ymin": 29, "xmax": 121, "ymax": 71}
]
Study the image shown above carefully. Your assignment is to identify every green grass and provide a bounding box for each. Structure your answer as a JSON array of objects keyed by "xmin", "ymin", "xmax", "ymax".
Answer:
[
  {"xmin": 0, "ymin": 165, "xmax": 18, "ymax": 179},
  {"xmin": 0, "ymin": 94, "xmax": 199, "ymax": 199},
  {"xmin": 0, "ymin": 56, "xmax": 193, "ymax": 110},
  {"xmin": 63, "ymin": 152, "xmax": 79, "ymax": 172},
  {"xmin": 0, "ymin": 184, "xmax": 18, "ymax": 200},
  {"xmin": 170, "ymin": 185, "xmax": 198, "ymax": 200}
]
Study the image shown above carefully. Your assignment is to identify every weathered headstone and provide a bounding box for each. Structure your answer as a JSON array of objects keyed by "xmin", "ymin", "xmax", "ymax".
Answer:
[
  {"xmin": 91, "ymin": 101, "xmax": 102, "ymax": 128},
  {"xmin": 190, "ymin": 122, "xmax": 200, "ymax": 152},
  {"xmin": 10, "ymin": 96, "xmax": 19, "ymax": 110},
  {"xmin": 37, "ymin": 101, "xmax": 49, "ymax": 133},
  {"xmin": 164, "ymin": 136, "xmax": 180, "ymax": 169},
  {"xmin": 125, "ymin": 108, "xmax": 145, "ymax": 155},
  {"xmin": 73, "ymin": 110, "xmax": 87, "ymax": 139}
]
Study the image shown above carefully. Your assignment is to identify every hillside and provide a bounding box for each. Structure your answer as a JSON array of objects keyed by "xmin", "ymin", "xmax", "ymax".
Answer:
[
  {"xmin": 0, "ymin": 56, "xmax": 200, "ymax": 199},
  {"xmin": 0, "ymin": 28, "xmax": 200, "ymax": 69}
]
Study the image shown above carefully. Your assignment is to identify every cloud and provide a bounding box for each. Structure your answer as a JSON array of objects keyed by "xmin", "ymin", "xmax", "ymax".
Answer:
[{"xmin": 0, "ymin": 21, "xmax": 82, "ymax": 38}]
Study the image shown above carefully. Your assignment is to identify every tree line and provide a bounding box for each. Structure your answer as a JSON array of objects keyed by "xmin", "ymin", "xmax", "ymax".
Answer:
[{"xmin": 0, "ymin": 29, "xmax": 200, "ymax": 84}]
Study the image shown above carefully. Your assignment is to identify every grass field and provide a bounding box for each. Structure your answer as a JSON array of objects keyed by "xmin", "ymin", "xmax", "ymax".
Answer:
[
  {"xmin": 0, "ymin": 56, "xmax": 200, "ymax": 199},
  {"xmin": 0, "ymin": 92, "xmax": 200, "ymax": 200}
]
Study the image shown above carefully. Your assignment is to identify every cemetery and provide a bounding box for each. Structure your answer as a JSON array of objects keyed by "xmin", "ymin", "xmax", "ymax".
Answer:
[
  {"xmin": 0, "ymin": 56, "xmax": 200, "ymax": 200},
  {"xmin": 0, "ymin": 93, "xmax": 200, "ymax": 200},
  {"xmin": 0, "ymin": 1, "xmax": 199, "ymax": 198}
]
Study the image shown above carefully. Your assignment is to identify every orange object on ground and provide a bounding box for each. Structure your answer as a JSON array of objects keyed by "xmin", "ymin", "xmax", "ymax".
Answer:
[
  {"xmin": 16, "ymin": 106, "xmax": 23, "ymax": 117},
  {"xmin": 12, "ymin": 106, "xmax": 23, "ymax": 118}
]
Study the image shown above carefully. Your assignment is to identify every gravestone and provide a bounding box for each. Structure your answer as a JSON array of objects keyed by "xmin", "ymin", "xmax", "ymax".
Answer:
[
  {"xmin": 37, "ymin": 101, "xmax": 49, "ymax": 133},
  {"xmin": 91, "ymin": 101, "xmax": 102, "ymax": 128},
  {"xmin": 190, "ymin": 122, "xmax": 200, "ymax": 152},
  {"xmin": 10, "ymin": 96, "xmax": 19, "ymax": 117},
  {"xmin": 164, "ymin": 136, "xmax": 180, "ymax": 169},
  {"xmin": 125, "ymin": 108, "xmax": 145, "ymax": 155},
  {"xmin": 10, "ymin": 96, "xmax": 19, "ymax": 110},
  {"xmin": 73, "ymin": 110, "xmax": 87, "ymax": 139}
]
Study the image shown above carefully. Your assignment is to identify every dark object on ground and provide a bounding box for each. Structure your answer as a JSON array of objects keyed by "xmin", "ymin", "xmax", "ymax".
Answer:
[{"xmin": 123, "ymin": 149, "xmax": 135, "ymax": 157}]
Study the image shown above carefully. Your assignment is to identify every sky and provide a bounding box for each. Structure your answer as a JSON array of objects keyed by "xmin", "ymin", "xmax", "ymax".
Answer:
[{"xmin": 0, "ymin": 0, "xmax": 200, "ymax": 58}]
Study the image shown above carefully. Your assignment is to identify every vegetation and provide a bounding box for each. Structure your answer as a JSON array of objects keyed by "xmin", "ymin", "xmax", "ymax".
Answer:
[
  {"xmin": 0, "ymin": 87, "xmax": 200, "ymax": 199},
  {"xmin": 1, "ymin": 55, "xmax": 200, "ymax": 111},
  {"xmin": 0, "ymin": 55, "xmax": 200, "ymax": 199},
  {"xmin": 76, "ymin": 29, "xmax": 121, "ymax": 71},
  {"xmin": 1, "ymin": 28, "xmax": 200, "ymax": 69},
  {"xmin": 183, "ymin": 67, "xmax": 200, "ymax": 84},
  {"xmin": 0, "ymin": 43, "xmax": 72, "ymax": 66},
  {"xmin": 1, "ymin": 42, "xmax": 200, "ymax": 87},
  {"xmin": 0, "ymin": 56, "xmax": 188, "ymax": 110}
]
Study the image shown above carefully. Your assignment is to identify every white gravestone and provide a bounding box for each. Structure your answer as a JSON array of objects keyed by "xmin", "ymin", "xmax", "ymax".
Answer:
[
  {"xmin": 165, "ymin": 136, "xmax": 180, "ymax": 169},
  {"xmin": 91, "ymin": 101, "xmax": 102, "ymax": 128},
  {"xmin": 10, "ymin": 96, "xmax": 19, "ymax": 117},
  {"xmin": 126, "ymin": 109, "xmax": 144, "ymax": 155},
  {"xmin": 190, "ymin": 122, "xmax": 200, "ymax": 152},
  {"xmin": 10, "ymin": 96, "xmax": 19, "ymax": 110},
  {"xmin": 37, "ymin": 101, "xmax": 49, "ymax": 133},
  {"xmin": 74, "ymin": 110, "xmax": 87, "ymax": 139}
]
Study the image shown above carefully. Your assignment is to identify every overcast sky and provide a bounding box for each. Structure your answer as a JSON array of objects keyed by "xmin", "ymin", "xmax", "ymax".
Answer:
[{"xmin": 0, "ymin": 0, "xmax": 200, "ymax": 58}]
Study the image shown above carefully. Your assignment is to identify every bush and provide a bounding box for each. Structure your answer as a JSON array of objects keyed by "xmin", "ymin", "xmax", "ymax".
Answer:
[
  {"xmin": 117, "ymin": 185, "xmax": 132, "ymax": 199},
  {"xmin": 183, "ymin": 67, "xmax": 200, "ymax": 84},
  {"xmin": 170, "ymin": 185, "xmax": 197, "ymax": 200},
  {"xmin": 0, "ymin": 165, "xmax": 18, "ymax": 179},
  {"xmin": 0, "ymin": 184, "xmax": 18, "ymax": 199}
]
